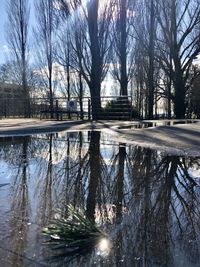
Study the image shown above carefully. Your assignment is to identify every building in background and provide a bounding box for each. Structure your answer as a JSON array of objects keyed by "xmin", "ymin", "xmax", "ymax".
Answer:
[{"xmin": 0, "ymin": 82, "xmax": 24, "ymax": 117}]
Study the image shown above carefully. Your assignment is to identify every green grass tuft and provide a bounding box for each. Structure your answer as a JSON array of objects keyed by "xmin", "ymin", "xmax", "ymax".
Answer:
[{"xmin": 42, "ymin": 204, "xmax": 107, "ymax": 260}]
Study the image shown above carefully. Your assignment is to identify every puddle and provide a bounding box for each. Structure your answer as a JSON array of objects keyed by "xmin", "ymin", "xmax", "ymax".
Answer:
[
  {"xmin": 118, "ymin": 120, "xmax": 199, "ymax": 129},
  {"xmin": 0, "ymin": 131, "xmax": 200, "ymax": 266}
]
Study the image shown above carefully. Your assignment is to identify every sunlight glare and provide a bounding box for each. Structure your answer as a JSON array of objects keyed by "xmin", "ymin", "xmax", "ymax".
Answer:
[{"xmin": 97, "ymin": 237, "xmax": 112, "ymax": 257}]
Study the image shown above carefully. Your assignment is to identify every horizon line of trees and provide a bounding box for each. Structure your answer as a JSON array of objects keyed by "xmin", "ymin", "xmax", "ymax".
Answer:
[{"xmin": 1, "ymin": 0, "xmax": 200, "ymax": 119}]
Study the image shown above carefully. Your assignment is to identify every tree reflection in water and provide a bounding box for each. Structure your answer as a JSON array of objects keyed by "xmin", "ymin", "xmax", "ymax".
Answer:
[
  {"xmin": 5, "ymin": 137, "xmax": 31, "ymax": 265},
  {"xmin": 0, "ymin": 132, "xmax": 200, "ymax": 266}
]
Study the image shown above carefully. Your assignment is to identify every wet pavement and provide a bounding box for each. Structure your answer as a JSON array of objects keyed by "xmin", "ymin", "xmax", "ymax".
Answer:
[
  {"xmin": 1, "ymin": 118, "xmax": 199, "ymax": 156},
  {"xmin": 0, "ymin": 131, "xmax": 200, "ymax": 266}
]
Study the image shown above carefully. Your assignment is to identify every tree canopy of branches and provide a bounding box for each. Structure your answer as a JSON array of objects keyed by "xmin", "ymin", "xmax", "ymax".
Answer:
[
  {"xmin": 34, "ymin": 0, "xmax": 58, "ymax": 118},
  {"xmin": 111, "ymin": 0, "xmax": 136, "ymax": 97},
  {"xmin": 6, "ymin": 0, "xmax": 30, "ymax": 117},
  {"xmin": 3, "ymin": 0, "xmax": 200, "ymax": 119},
  {"xmin": 157, "ymin": 0, "xmax": 200, "ymax": 118}
]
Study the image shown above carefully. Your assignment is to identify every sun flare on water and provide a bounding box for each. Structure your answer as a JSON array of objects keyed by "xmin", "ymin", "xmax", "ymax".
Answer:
[{"xmin": 97, "ymin": 237, "xmax": 112, "ymax": 257}]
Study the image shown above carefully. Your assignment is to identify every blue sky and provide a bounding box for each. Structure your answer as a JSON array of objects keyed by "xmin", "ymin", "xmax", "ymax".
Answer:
[
  {"xmin": 0, "ymin": 0, "xmax": 7, "ymax": 64},
  {"xmin": 0, "ymin": 0, "xmax": 35, "ymax": 65}
]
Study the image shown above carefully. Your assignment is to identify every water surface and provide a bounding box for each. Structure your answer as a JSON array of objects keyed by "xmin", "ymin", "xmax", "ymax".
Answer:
[{"xmin": 0, "ymin": 131, "xmax": 200, "ymax": 266}]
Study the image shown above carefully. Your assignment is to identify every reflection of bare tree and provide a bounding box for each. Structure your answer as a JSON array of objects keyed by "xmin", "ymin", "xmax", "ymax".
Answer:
[
  {"xmin": 1, "ymin": 133, "xmax": 200, "ymax": 266},
  {"xmin": 104, "ymin": 143, "xmax": 127, "ymax": 266},
  {"xmin": 9, "ymin": 137, "xmax": 30, "ymax": 265},
  {"xmin": 73, "ymin": 132, "xmax": 84, "ymax": 206},
  {"xmin": 53, "ymin": 132, "xmax": 90, "ymax": 210},
  {"xmin": 40, "ymin": 134, "xmax": 53, "ymax": 225},
  {"xmin": 114, "ymin": 147, "xmax": 200, "ymax": 266},
  {"xmin": 62, "ymin": 132, "xmax": 86, "ymax": 209},
  {"xmin": 52, "ymin": 131, "xmax": 109, "ymax": 223},
  {"xmin": 106, "ymin": 143, "xmax": 130, "ymax": 223},
  {"xmin": 86, "ymin": 131, "xmax": 101, "ymax": 222},
  {"xmin": 115, "ymin": 144, "xmax": 126, "ymax": 221}
]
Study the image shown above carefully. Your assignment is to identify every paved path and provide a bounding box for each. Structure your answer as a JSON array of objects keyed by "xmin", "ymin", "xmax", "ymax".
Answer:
[{"xmin": 0, "ymin": 118, "xmax": 199, "ymax": 156}]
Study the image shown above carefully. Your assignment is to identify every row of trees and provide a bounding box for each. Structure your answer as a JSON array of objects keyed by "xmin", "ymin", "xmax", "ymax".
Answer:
[{"xmin": 2, "ymin": 0, "xmax": 200, "ymax": 119}]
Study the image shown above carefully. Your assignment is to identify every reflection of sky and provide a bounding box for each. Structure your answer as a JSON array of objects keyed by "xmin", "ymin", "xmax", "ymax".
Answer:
[
  {"xmin": 189, "ymin": 168, "xmax": 200, "ymax": 180},
  {"xmin": 0, "ymin": 133, "xmax": 200, "ymax": 266},
  {"xmin": 0, "ymin": 160, "xmax": 14, "ymax": 184}
]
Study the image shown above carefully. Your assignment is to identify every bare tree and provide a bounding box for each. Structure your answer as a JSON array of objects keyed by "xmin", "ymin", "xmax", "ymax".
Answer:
[
  {"xmin": 133, "ymin": 0, "xmax": 158, "ymax": 119},
  {"xmin": 56, "ymin": 30, "xmax": 72, "ymax": 103},
  {"xmin": 111, "ymin": 0, "xmax": 136, "ymax": 97},
  {"xmin": 157, "ymin": 0, "xmax": 200, "ymax": 118},
  {"xmin": 71, "ymin": 23, "xmax": 87, "ymax": 120},
  {"xmin": 34, "ymin": 0, "xmax": 57, "ymax": 118},
  {"xmin": 6, "ymin": 0, "xmax": 30, "ymax": 117},
  {"xmin": 0, "ymin": 61, "xmax": 22, "ymax": 84},
  {"xmin": 54, "ymin": 4, "xmax": 87, "ymax": 119},
  {"xmin": 58, "ymin": 0, "xmax": 113, "ymax": 119}
]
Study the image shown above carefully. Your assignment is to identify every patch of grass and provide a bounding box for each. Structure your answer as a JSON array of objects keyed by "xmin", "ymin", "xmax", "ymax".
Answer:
[{"xmin": 42, "ymin": 205, "xmax": 107, "ymax": 261}]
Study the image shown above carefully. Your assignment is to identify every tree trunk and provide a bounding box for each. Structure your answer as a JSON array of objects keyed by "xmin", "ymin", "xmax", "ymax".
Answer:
[
  {"xmin": 90, "ymin": 87, "xmax": 101, "ymax": 120},
  {"xmin": 87, "ymin": 0, "xmax": 102, "ymax": 120},
  {"xmin": 79, "ymin": 72, "xmax": 84, "ymax": 120},
  {"xmin": 167, "ymin": 78, "xmax": 172, "ymax": 119},
  {"xmin": 49, "ymin": 75, "xmax": 54, "ymax": 119},
  {"xmin": 171, "ymin": 1, "xmax": 186, "ymax": 119},
  {"xmin": 147, "ymin": 0, "xmax": 155, "ymax": 119},
  {"xmin": 66, "ymin": 56, "xmax": 71, "ymax": 119},
  {"xmin": 119, "ymin": 0, "xmax": 128, "ymax": 96},
  {"xmin": 22, "ymin": 59, "xmax": 30, "ymax": 118},
  {"xmin": 173, "ymin": 50, "xmax": 186, "ymax": 118},
  {"xmin": 174, "ymin": 77, "xmax": 186, "ymax": 118}
]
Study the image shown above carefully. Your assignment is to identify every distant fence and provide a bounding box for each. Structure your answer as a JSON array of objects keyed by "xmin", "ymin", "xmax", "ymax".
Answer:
[{"xmin": 0, "ymin": 96, "xmax": 133, "ymax": 120}]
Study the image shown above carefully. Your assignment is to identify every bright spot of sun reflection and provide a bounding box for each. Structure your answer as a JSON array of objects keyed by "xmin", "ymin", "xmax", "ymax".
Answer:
[{"xmin": 96, "ymin": 237, "xmax": 112, "ymax": 257}]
